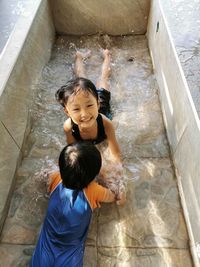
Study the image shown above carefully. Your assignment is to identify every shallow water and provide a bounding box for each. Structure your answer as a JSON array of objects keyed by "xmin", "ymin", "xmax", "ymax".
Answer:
[
  {"xmin": 23, "ymin": 34, "xmax": 169, "ymax": 182},
  {"xmin": 0, "ymin": 35, "xmax": 193, "ymax": 266}
]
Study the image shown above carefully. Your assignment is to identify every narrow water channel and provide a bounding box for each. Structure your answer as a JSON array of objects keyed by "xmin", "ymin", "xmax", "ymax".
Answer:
[{"xmin": 0, "ymin": 35, "xmax": 193, "ymax": 267}]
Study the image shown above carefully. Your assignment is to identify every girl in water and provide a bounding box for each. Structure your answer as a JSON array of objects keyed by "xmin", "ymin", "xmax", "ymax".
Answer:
[{"xmin": 56, "ymin": 49, "xmax": 126, "ymax": 205}]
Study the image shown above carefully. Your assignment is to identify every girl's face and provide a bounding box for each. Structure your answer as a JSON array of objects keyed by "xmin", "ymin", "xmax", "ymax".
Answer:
[{"xmin": 64, "ymin": 90, "xmax": 100, "ymax": 130}]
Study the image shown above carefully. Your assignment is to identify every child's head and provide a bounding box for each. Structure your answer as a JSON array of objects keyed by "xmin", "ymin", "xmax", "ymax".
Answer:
[
  {"xmin": 56, "ymin": 77, "xmax": 100, "ymax": 128},
  {"xmin": 59, "ymin": 142, "xmax": 101, "ymax": 190},
  {"xmin": 55, "ymin": 77, "xmax": 98, "ymax": 108}
]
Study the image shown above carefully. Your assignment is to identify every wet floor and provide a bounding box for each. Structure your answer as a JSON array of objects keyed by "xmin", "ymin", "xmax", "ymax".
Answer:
[{"xmin": 0, "ymin": 35, "xmax": 193, "ymax": 266}]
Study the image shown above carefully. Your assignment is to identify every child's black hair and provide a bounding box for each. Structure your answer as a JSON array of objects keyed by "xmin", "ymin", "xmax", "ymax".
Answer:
[
  {"xmin": 55, "ymin": 77, "xmax": 98, "ymax": 107},
  {"xmin": 59, "ymin": 142, "xmax": 101, "ymax": 190}
]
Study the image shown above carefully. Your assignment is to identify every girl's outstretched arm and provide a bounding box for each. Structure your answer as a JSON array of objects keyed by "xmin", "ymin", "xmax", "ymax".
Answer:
[{"xmin": 103, "ymin": 116, "xmax": 122, "ymax": 163}]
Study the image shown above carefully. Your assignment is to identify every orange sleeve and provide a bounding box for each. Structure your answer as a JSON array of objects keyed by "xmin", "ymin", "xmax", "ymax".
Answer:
[
  {"xmin": 84, "ymin": 181, "xmax": 109, "ymax": 210},
  {"xmin": 48, "ymin": 171, "xmax": 62, "ymax": 194}
]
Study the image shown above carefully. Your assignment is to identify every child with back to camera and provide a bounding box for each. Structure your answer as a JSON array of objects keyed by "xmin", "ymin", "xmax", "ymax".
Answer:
[
  {"xmin": 29, "ymin": 142, "xmax": 116, "ymax": 267},
  {"xmin": 55, "ymin": 49, "xmax": 126, "ymax": 205}
]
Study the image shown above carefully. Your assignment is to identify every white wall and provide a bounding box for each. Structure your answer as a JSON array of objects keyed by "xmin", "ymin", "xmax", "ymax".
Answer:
[{"xmin": 147, "ymin": 0, "xmax": 200, "ymax": 266}]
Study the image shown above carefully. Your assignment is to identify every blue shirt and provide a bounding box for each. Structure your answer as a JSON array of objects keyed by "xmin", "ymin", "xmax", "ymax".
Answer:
[{"xmin": 29, "ymin": 182, "xmax": 92, "ymax": 267}]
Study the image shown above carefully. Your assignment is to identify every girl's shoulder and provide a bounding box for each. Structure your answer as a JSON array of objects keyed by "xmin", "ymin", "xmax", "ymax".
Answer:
[
  {"xmin": 100, "ymin": 113, "xmax": 114, "ymax": 133},
  {"xmin": 100, "ymin": 113, "xmax": 112, "ymax": 126},
  {"xmin": 64, "ymin": 118, "xmax": 72, "ymax": 132}
]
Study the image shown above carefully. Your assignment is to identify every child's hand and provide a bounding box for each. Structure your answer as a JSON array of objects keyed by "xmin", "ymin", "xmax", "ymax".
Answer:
[{"xmin": 116, "ymin": 191, "xmax": 126, "ymax": 205}]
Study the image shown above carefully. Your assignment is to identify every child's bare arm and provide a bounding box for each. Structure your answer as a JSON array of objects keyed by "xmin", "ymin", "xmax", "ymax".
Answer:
[{"xmin": 103, "ymin": 117, "xmax": 122, "ymax": 163}]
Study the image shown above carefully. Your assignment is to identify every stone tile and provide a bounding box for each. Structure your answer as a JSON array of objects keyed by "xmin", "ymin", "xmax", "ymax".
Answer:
[
  {"xmin": 86, "ymin": 210, "xmax": 99, "ymax": 246},
  {"xmin": 0, "ymin": 244, "xmax": 33, "ymax": 267},
  {"xmin": 97, "ymin": 247, "xmax": 193, "ymax": 267},
  {"xmin": 114, "ymin": 109, "xmax": 169, "ymax": 158},
  {"xmin": 84, "ymin": 246, "xmax": 98, "ymax": 267},
  {"xmin": 1, "ymin": 220, "xmax": 38, "ymax": 245},
  {"xmin": 1, "ymin": 173, "xmax": 48, "ymax": 245},
  {"xmin": 97, "ymin": 158, "xmax": 188, "ymax": 249}
]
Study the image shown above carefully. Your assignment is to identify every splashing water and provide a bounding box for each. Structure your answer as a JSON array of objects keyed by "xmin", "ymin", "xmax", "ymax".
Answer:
[
  {"xmin": 34, "ymin": 158, "xmax": 59, "ymax": 185},
  {"xmin": 96, "ymin": 157, "xmax": 126, "ymax": 202}
]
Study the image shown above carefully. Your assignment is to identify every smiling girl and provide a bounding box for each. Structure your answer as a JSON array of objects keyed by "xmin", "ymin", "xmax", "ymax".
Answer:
[{"xmin": 55, "ymin": 49, "xmax": 126, "ymax": 204}]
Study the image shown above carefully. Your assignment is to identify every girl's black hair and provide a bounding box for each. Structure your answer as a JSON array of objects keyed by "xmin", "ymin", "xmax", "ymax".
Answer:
[
  {"xmin": 59, "ymin": 142, "xmax": 102, "ymax": 190},
  {"xmin": 55, "ymin": 77, "xmax": 98, "ymax": 107}
]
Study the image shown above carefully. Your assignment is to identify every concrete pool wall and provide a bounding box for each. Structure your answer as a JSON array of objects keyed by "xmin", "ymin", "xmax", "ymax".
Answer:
[
  {"xmin": 147, "ymin": 0, "xmax": 200, "ymax": 266},
  {"xmin": 49, "ymin": 0, "xmax": 150, "ymax": 35},
  {"xmin": 0, "ymin": 0, "xmax": 55, "ymax": 232},
  {"xmin": 0, "ymin": 0, "xmax": 199, "ymax": 265}
]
